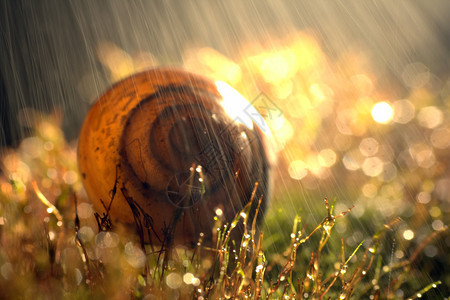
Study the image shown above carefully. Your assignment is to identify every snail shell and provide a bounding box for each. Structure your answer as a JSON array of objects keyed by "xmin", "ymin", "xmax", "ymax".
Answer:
[{"xmin": 78, "ymin": 68, "xmax": 273, "ymax": 246}]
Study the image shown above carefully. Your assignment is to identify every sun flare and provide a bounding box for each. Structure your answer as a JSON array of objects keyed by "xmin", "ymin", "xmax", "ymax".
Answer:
[{"xmin": 371, "ymin": 101, "xmax": 394, "ymax": 124}]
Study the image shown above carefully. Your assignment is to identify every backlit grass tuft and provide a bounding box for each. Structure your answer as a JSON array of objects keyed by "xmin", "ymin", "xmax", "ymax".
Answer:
[{"xmin": 0, "ymin": 116, "xmax": 447, "ymax": 299}]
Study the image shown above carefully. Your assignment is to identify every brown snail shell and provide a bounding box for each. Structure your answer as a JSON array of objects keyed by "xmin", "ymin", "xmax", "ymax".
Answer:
[{"xmin": 78, "ymin": 68, "xmax": 273, "ymax": 246}]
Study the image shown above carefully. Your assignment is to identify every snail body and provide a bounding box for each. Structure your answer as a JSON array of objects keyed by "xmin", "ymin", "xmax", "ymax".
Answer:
[{"xmin": 78, "ymin": 68, "xmax": 273, "ymax": 246}]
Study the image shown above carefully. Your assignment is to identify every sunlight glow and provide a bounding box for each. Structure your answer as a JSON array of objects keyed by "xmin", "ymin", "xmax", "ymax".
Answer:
[
  {"xmin": 217, "ymin": 81, "xmax": 274, "ymax": 137},
  {"xmin": 260, "ymin": 53, "xmax": 290, "ymax": 82},
  {"xmin": 216, "ymin": 81, "xmax": 254, "ymax": 130},
  {"xmin": 371, "ymin": 102, "xmax": 394, "ymax": 124}
]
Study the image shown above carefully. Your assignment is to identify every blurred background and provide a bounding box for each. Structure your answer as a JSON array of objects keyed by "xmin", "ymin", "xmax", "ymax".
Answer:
[
  {"xmin": 1, "ymin": 1, "xmax": 449, "ymax": 144},
  {"xmin": 1, "ymin": 0, "xmax": 449, "ymax": 297}
]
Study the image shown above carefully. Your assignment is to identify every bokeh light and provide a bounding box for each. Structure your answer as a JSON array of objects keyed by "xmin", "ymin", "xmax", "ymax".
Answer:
[
  {"xmin": 317, "ymin": 149, "xmax": 337, "ymax": 168},
  {"xmin": 402, "ymin": 229, "xmax": 414, "ymax": 240},
  {"xmin": 288, "ymin": 160, "xmax": 308, "ymax": 180},
  {"xmin": 393, "ymin": 99, "xmax": 415, "ymax": 124},
  {"xmin": 417, "ymin": 106, "xmax": 443, "ymax": 129}
]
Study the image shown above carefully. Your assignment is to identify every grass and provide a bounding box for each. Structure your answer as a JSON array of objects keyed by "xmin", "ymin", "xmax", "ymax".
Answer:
[{"xmin": 0, "ymin": 116, "xmax": 448, "ymax": 299}]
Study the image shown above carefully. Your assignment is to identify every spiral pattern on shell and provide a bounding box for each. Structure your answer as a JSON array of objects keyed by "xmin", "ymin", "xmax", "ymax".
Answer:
[{"xmin": 78, "ymin": 68, "xmax": 273, "ymax": 246}]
